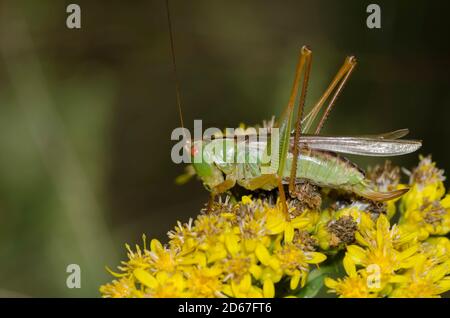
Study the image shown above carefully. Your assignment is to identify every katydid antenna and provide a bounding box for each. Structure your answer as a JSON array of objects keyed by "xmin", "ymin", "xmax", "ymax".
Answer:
[{"xmin": 166, "ymin": 0, "xmax": 185, "ymax": 133}]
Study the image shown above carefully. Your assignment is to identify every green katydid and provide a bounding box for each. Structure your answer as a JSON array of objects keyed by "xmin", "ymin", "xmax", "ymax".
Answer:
[{"xmin": 166, "ymin": 1, "xmax": 422, "ymax": 216}]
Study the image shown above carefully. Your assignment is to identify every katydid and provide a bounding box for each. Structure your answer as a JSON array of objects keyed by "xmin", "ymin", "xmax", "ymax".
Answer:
[{"xmin": 165, "ymin": 2, "xmax": 422, "ymax": 215}]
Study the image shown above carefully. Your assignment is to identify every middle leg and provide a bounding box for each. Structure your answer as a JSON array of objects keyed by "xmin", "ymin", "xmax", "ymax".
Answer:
[
  {"xmin": 275, "ymin": 45, "xmax": 313, "ymax": 217},
  {"xmin": 288, "ymin": 46, "xmax": 312, "ymax": 196}
]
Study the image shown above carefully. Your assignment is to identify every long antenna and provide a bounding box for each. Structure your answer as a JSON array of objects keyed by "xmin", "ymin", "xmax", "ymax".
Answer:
[{"xmin": 165, "ymin": 0, "xmax": 184, "ymax": 129}]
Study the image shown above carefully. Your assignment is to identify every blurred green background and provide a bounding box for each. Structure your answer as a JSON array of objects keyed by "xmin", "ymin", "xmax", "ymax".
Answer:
[{"xmin": 0, "ymin": 0, "xmax": 449, "ymax": 297}]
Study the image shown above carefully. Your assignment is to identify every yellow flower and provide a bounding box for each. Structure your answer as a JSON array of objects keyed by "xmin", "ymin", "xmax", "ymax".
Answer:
[
  {"xmin": 184, "ymin": 266, "xmax": 224, "ymax": 298},
  {"xmin": 134, "ymin": 269, "xmax": 188, "ymax": 298},
  {"xmin": 225, "ymin": 272, "xmax": 258, "ymax": 297},
  {"xmin": 222, "ymin": 254, "xmax": 252, "ymax": 281},
  {"xmin": 325, "ymin": 256, "xmax": 378, "ymax": 298},
  {"xmin": 401, "ymin": 194, "xmax": 450, "ymax": 240},
  {"xmin": 401, "ymin": 155, "xmax": 445, "ymax": 211},
  {"xmin": 347, "ymin": 215, "xmax": 420, "ymax": 289},
  {"xmin": 275, "ymin": 243, "xmax": 327, "ymax": 289},
  {"xmin": 389, "ymin": 237, "xmax": 450, "ymax": 297},
  {"xmin": 314, "ymin": 209, "xmax": 333, "ymax": 250},
  {"xmin": 254, "ymin": 241, "xmax": 326, "ymax": 290},
  {"xmin": 315, "ymin": 206, "xmax": 372, "ymax": 250},
  {"xmin": 389, "ymin": 254, "xmax": 450, "ymax": 298},
  {"xmin": 421, "ymin": 237, "xmax": 450, "ymax": 263},
  {"xmin": 408, "ymin": 155, "xmax": 445, "ymax": 185},
  {"xmin": 241, "ymin": 195, "xmax": 253, "ymax": 205},
  {"xmin": 265, "ymin": 200, "xmax": 310, "ymax": 243},
  {"xmin": 194, "ymin": 214, "xmax": 227, "ymax": 250},
  {"xmin": 101, "ymin": 155, "xmax": 450, "ymax": 298},
  {"xmin": 238, "ymin": 209, "xmax": 269, "ymax": 253},
  {"xmin": 399, "ymin": 157, "xmax": 449, "ymax": 239},
  {"xmin": 100, "ymin": 275, "xmax": 137, "ymax": 298},
  {"xmin": 147, "ymin": 239, "xmax": 180, "ymax": 273},
  {"xmin": 168, "ymin": 218, "xmax": 197, "ymax": 253},
  {"xmin": 334, "ymin": 205, "xmax": 375, "ymax": 233}
]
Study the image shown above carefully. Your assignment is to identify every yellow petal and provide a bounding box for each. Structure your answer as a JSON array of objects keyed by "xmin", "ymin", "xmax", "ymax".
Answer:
[
  {"xmin": 150, "ymin": 239, "xmax": 163, "ymax": 252},
  {"xmin": 399, "ymin": 254, "xmax": 421, "ymax": 269},
  {"xmin": 232, "ymin": 274, "xmax": 252, "ymax": 296},
  {"xmin": 429, "ymin": 263, "xmax": 448, "ymax": 282},
  {"xmin": 269, "ymin": 258, "xmax": 281, "ymax": 271},
  {"xmin": 207, "ymin": 244, "xmax": 228, "ymax": 263},
  {"xmin": 263, "ymin": 279, "xmax": 275, "ymax": 298},
  {"xmin": 355, "ymin": 232, "xmax": 369, "ymax": 247},
  {"xmin": 261, "ymin": 267, "xmax": 283, "ymax": 283},
  {"xmin": 266, "ymin": 216, "xmax": 286, "ymax": 234},
  {"xmin": 290, "ymin": 270, "xmax": 301, "ymax": 290},
  {"xmin": 131, "ymin": 290, "xmax": 145, "ymax": 298},
  {"xmin": 155, "ymin": 271, "xmax": 168, "ymax": 283},
  {"xmin": 301, "ymin": 272, "xmax": 308, "ymax": 287},
  {"xmin": 346, "ymin": 245, "xmax": 367, "ymax": 264},
  {"xmin": 180, "ymin": 252, "xmax": 207, "ymax": 267},
  {"xmin": 105, "ymin": 266, "xmax": 126, "ymax": 278},
  {"xmin": 397, "ymin": 245, "xmax": 418, "ymax": 261},
  {"xmin": 440, "ymin": 194, "xmax": 450, "ymax": 208},
  {"xmin": 255, "ymin": 243, "xmax": 272, "ymax": 265},
  {"xmin": 248, "ymin": 286, "xmax": 264, "ymax": 298},
  {"xmin": 343, "ymin": 255, "xmax": 356, "ymax": 277},
  {"xmin": 242, "ymin": 195, "xmax": 253, "ymax": 205},
  {"xmin": 244, "ymin": 239, "xmax": 257, "ymax": 253},
  {"xmin": 205, "ymin": 266, "xmax": 223, "ymax": 277},
  {"xmin": 230, "ymin": 275, "xmax": 251, "ymax": 297},
  {"xmin": 284, "ymin": 223, "xmax": 294, "ymax": 243},
  {"xmin": 305, "ymin": 252, "xmax": 327, "ymax": 264},
  {"xmin": 133, "ymin": 268, "xmax": 157, "ymax": 289},
  {"xmin": 222, "ymin": 284, "xmax": 233, "ymax": 297},
  {"xmin": 225, "ymin": 233, "xmax": 240, "ymax": 256},
  {"xmin": 324, "ymin": 277, "xmax": 337, "ymax": 289},
  {"xmin": 230, "ymin": 281, "xmax": 242, "ymax": 298},
  {"xmin": 249, "ymin": 264, "xmax": 262, "ymax": 280},
  {"xmin": 437, "ymin": 278, "xmax": 450, "ymax": 293},
  {"xmin": 172, "ymin": 272, "xmax": 185, "ymax": 290},
  {"xmin": 291, "ymin": 217, "xmax": 310, "ymax": 228},
  {"xmin": 241, "ymin": 274, "xmax": 252, "ymax": 292},
  {"xmin": 376, "ymin": 215, "xmax": 389, "ymax": 247},
  {"xmin": 389, "ymin": 275, "xmax": 408, "ymax": 283}
]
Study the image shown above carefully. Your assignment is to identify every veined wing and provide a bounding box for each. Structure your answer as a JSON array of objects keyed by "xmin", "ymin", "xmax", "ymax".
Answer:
[
  {"xmin": 358, "ymin": 128, "xmax": 409, "ymax": 140},
  {"xmin": 217, "ymin": 128, "xmax": 409, "ymax": 141},
  {"xmin": 222, "ymin": 129, "xmax": 421, "ymax": 157},
  {"xmin": 245, "ymin": 134, "xmax": 421, "ymax": 157},
  {"xmin": 289, "ymin": 129, "xmax": 410, "ymax": 140},
  {"xmin": 291, "ymin": 135, "xmax": 422, "ymax": 156}
]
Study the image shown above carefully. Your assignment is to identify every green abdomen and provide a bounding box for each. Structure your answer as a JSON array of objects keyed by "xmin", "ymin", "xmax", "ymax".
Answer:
[{"xmin": 282, "ymin": 149, "xmax": 365, "ymax": 188}]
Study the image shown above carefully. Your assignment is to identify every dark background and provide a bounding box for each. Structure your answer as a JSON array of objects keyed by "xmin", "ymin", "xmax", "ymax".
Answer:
[{"xmin": 0, "ymin": 0, "xmax": 449, "ymax": 297}]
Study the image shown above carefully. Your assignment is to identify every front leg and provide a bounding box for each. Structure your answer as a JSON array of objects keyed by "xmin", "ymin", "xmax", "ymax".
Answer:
[
  {"xmin": 238, "ymin": 174, "xmax": 279, "ymax": 191},
  {"xmin": 211, "ymin": 176, "xmax": 236, "ymax": 195}
]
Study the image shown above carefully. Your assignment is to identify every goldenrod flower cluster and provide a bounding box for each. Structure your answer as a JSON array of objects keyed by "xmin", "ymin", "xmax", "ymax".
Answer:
[{"xmin": 100, "ymin": 156, "xmax": 450, "ymax": 298}]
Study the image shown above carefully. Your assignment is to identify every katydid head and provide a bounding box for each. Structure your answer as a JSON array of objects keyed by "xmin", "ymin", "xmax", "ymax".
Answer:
[
  {"xmin": 189, "ymin": 140, "xmax": 225, "ymax": 192},
  {"xmin": 189, "ymin": 140, "xmax": 201, "ymax": 162},
  {"xmin": 165, "ymin": 1, "xmax": 222, "ymax": 191}
]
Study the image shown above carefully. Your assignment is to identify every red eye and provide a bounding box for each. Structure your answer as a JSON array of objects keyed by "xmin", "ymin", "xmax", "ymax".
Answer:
[{"xmin": 191, "ymin": 145, "xmax": 198, "ymax": 156}]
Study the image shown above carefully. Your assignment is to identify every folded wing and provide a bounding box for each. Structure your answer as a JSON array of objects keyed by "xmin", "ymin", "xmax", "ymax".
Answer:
[{"xmin": 296, "ymin": 135, "xmax": 422, "ymax": 156}]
